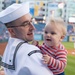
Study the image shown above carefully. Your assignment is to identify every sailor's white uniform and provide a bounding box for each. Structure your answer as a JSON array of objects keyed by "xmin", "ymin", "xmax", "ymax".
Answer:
[{"xmin": 2, "ymin": 37, "xmax": 53, "ymax": 75}]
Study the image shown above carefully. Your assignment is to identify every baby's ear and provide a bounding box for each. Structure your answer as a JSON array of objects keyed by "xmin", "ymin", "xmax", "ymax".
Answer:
[{"xmin": 60, "ymin": 35, "xmax": 65, "ymax": 41}]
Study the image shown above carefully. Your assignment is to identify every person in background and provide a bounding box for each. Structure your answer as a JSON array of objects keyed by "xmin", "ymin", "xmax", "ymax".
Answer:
[
  {"xmin": 0, "ymin": 2, "xmax": 53, "ymax": 75},
  {"xmin": 32, "ymin": 17, "xmax": 67, "ymax": 75}
]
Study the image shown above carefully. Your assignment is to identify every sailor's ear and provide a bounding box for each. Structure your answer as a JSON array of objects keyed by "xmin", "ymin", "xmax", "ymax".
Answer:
[{"xmin": 8, "ymin": 28, "xmax": 15, "ymax": 36}]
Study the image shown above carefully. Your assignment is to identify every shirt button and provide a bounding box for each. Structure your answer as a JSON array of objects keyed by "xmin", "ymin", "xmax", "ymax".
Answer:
[{"xmin": 9, "ymin": 60, "xmax": 11, "ymax": 62}]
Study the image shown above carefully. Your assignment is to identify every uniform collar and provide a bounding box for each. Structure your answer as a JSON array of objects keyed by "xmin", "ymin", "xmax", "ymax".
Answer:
[{"xmin": 9, "ymin": 37, "xmax": 28, "ymax": 43}]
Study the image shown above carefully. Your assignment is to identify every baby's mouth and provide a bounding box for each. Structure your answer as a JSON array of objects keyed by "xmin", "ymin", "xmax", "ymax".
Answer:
[{"xmin": 46, "ymin": 39, "xmax": 51, "ymax": 41}]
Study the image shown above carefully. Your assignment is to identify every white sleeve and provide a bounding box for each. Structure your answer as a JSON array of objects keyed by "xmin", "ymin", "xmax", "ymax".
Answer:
[
  {"xmin": 18, "ymin": 67, "xmax": 32, "ymax": 75},
  {"xmin": 24, "ymin": 47, "xmax": 53, "ymax": 75}
]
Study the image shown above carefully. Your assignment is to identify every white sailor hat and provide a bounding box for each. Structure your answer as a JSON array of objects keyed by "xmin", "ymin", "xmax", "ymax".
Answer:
[{"xmin": 0, "ymin": 2, "xmax": 29, "ymax": 23}]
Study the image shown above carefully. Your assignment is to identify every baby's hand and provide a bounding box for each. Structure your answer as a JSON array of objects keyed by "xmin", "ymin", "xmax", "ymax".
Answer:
[
  {"xmin": 32, "ymin": 40, "xmax": 39, "ymax": 46},
  {"xmin": 42, "ymin": 54, "xmax": 50, "ymax": 64}
]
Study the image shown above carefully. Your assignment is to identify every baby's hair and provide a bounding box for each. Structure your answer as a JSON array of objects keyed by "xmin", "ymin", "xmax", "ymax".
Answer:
[{"xmin": 46, "ymin": 17, "xmax": 67, "ymax": 36}]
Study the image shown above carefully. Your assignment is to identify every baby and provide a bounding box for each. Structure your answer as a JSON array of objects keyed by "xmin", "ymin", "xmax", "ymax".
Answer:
[{"xmin": 33, "ymin": 17, "xmax": 67, "ymax": 75}]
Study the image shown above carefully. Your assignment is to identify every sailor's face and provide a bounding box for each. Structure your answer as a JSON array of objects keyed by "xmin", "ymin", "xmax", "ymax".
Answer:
[{"xmin": 11, "ymin": 13, "xmax": 35, "ymax": 41}]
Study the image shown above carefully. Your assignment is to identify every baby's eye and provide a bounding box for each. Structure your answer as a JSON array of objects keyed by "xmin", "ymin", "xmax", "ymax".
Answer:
[
  {"xmin": 44, "ymin": 31, "xmax": 48, "ymax": 34},
  {"xmin": 51, "ymin": 32, "xmax": 56, "ymax": 35}
]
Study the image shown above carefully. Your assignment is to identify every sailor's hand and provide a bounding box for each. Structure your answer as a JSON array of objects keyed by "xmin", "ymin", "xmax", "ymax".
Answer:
[{"xmin": 32, "ymin": 40, "xmax": 39, "ymax": 46}]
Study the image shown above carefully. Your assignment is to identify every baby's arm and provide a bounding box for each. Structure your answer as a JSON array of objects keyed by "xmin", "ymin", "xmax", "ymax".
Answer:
[
  {"xmin": 42, "ymin": 45, "xmax": 67, "ymax": 74},
  {"xmin": 47, "ymin": 49, "xmax": 67, "ymax": 72},
  {"xmin": 42, "ymin": 49, "xmax": 67, "ymax": 75}
]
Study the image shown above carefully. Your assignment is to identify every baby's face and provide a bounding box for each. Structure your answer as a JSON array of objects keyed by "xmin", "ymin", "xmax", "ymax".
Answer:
[{"xmin": 43, "ymin": 23, "xmax": 63, "ymax": 47}]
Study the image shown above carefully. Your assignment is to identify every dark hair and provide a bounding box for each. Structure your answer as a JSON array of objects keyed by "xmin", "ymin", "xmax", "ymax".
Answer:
[{"xmin": 4, "ymin": 21, "xmax": 13, "ymax": 28}]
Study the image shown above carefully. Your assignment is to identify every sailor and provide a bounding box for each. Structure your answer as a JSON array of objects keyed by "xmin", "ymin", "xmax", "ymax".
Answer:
[{"xmin": 0, "ymin": 2, "xmax": 53, "ymax": 75}]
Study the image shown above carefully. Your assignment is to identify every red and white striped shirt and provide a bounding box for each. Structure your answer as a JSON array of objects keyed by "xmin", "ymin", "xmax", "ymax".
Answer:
[{"xmin": 39, "ymin": 43, "xmax": 67, "ymax": 75}]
